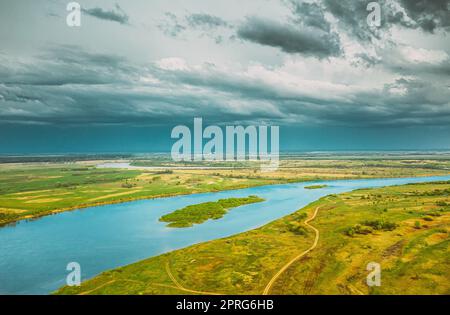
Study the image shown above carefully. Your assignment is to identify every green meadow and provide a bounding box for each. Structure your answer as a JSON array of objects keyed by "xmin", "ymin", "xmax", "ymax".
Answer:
[
  {"xmin": 0, "ymin": 163, "xmax": 275, "ymax": 226},
  {"xmin": 159, "ymin": 196, "xmax": 265, "ymax": 228}
]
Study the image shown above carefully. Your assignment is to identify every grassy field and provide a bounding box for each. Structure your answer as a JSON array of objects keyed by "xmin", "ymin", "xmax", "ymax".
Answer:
[
  {"xmin": 0, "ymin": 163, "xmax": 276, "ymax": 226},
  {"xmin": 160, "ymin": 196, "xmax": 265, "ymax": 228},
  {"xmin": 56, "ymin": 180, "xmax": 450, "ymax": 295},
  {"xmin": 1, "ymin": 158, "xmax": 449, "ymax": 226}
]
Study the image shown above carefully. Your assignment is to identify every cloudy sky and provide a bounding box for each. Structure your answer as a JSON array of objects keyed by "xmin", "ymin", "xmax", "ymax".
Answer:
[{"xmin": 0, "ymin": 0, "xmax": 449, "ymax": 153}]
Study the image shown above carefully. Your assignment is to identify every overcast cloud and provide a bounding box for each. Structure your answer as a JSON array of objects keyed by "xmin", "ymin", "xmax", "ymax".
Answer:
[{"xmin": 0, "ymin": 0, "xmax": 449, "ymax": 132}]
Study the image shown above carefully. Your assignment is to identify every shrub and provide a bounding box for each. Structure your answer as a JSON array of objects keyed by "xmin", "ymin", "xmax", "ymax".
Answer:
[
  {"xmin": 344, "ymin": 224, "xmax": 372, "ymax": 236},
  {"xmin": 362, "ymin": 219, "xmax": 397, "ymax": 231},
  {"xmin": 0, "ymin": 212, "xmax": 19, "ymax": 221},
  {"xmin": 343, "ymin": 219, "xmax": 397, "ymax": 237},
  {"xmin": 345, "ymin": 227, "xmax": 355, "ymax": 237},
  {"xmin": 155, "ymin": 170, "xmax": 173, "ymax": 174},
  {"xmin": 355, "ymin": 224, "xmax": 373, "ymax": 235},
  {"xmin": 287, "ymin": 222, "xmax": 308, "ymax": 236},
  {"xmin": 121, "ymin": 182, "xmax": 133, "ymax": 188}
]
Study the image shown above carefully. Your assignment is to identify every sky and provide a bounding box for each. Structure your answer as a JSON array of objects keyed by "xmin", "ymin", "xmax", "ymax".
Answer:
[{"xmin": 0, "ymin": 0, "xmax": 449, "ymax": 153}]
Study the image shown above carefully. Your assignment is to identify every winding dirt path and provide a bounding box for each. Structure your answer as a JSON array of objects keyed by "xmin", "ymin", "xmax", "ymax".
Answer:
[
  {"xmin": 263, "ymin": 205, "xmax": 323, "ymax": 295},
  {"xmin": 165, "ymin": 262, "xmax": 222, "ymax": 295},
  {"xmin": 78, "ymin": 280, "xmax": 117, "ymax": 295}
]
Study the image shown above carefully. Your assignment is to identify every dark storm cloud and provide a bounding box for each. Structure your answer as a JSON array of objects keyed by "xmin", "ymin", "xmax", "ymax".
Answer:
[
  {"xmin": 274, "ymin": 77, "xmax": 450, "ymax": 127},
  {"xmin": 398, "ymin": 0, "xmax": 450, "ymax": 32},
  {"xmin": 0, "ymin": 46, "xmax": 277, "ymax": 126},
  {"xmin": 158, "ymin": 12, "xmax": 230, "ymax": 42},
  {"xmin": 321, "ymin": 0, "xmax": 381, "ymax": 42},
  {"xmin": 0, "ymin": 45, "xmax": 135, "ymax": 86},
  {"xmin": 1, "ymin": 44, "xmax": 449, "ymax": 128},
  {"xmin": 386, "ymin": 56, "xmax": 450, "ymax": 77},
  {"xmin": 157, "ymin": 12, "xmax": 231, "ymax": 45},
  {"xmin": 352, "ymin": 53, "xmax": 381, "ymax": 67},
  {"xmin": 150, "ymin": 63, "xmax": 450, "ymax": 127},
  {"xmin": 320, "ymin": 0, "xmax": 450, "ymax": 42},
  {"xmin": 186, "ymin": 13, "xmax": 229, "ymax": 29},
  {"xmin": 158, "ymin": 12, "xmax": 186, "ymax": 37},
  {"xmin": 237, "ymin": 16, "xmax": 341, "ymax": 58},
  {"xmin": 82, "ymin": 4, "xmax": 129, "ymax": 25},
  {"xmin": 287, "ymin": 0, "xmax": 331, "ymax": 32}
]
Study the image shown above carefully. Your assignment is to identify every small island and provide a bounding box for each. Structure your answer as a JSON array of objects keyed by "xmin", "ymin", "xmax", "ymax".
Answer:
[
  {"xmin": 159, "ymin": 195, "xmax": 265, "ymax": 228},
  {"xmin": 304, "ymin": 184, "xmax": 328, "ymax": 190}
]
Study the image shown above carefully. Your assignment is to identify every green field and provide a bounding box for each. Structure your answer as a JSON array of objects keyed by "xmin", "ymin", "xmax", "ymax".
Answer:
[
  {"xmin": 1, "ymin": 158, "xmax": 450, "ymax": 226},
  {"xmin": 0, "ymin": 163, "xmax": 276, "ymax": 226},
  {"xmin": 160, "ymin": 196, "xmax": 265, "ymax": 228},
  {"xmin": 56, "ymin": 180, "xmax": 450, "ymax": 295}
]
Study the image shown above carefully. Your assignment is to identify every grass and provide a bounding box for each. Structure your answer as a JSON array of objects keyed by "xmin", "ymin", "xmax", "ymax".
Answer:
[
  {"xmin": 0, "ymin": 163, "xmax": 278, "ymax": 226},
  {"xmin": 160, "ymin": 196, "xmax": 265, "ymax": 228},
  {"xmin": 305, "ymin": 184, "xmax": 328, "ymax": 189},
  {"xmin": 55, "ymin": 180, "xmax": 450, "ymax": 295}
]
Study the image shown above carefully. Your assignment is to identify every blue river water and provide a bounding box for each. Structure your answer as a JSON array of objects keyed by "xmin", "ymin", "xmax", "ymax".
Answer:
[{"xmin": 1, "ymin": 175, "xmax": 449, "ymax": 295}]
